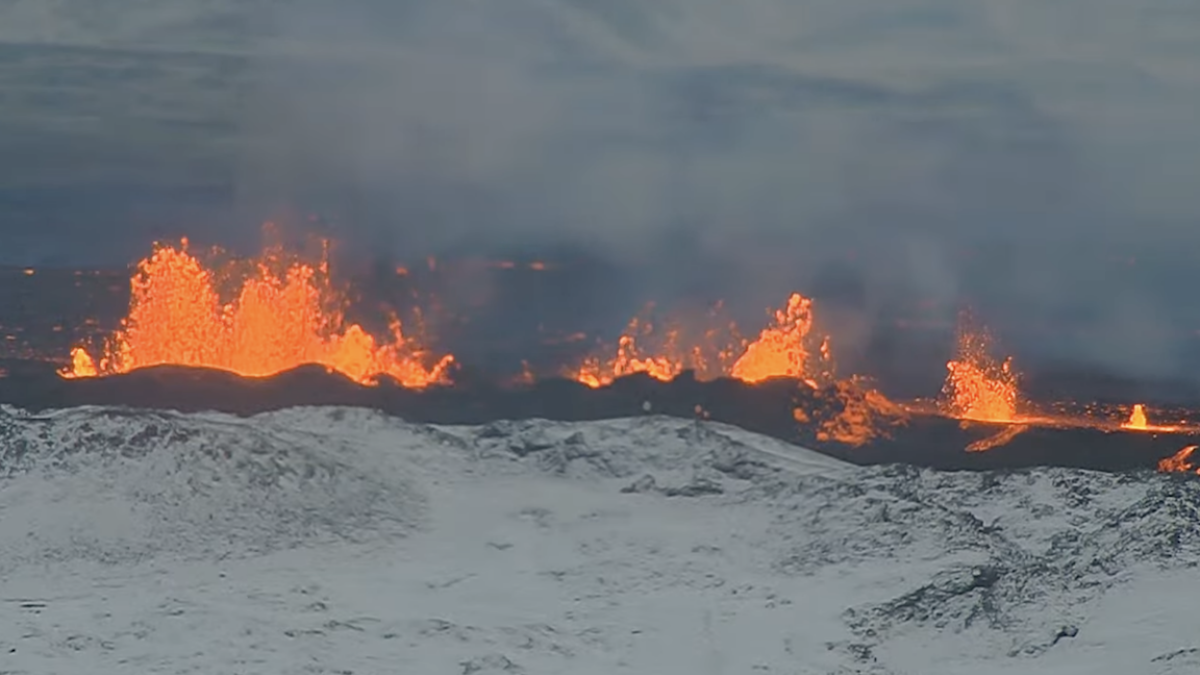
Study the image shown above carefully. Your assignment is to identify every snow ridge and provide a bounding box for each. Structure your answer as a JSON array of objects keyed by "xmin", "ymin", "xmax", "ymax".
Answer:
[
  {"xmin": 0, "ymin": 405, "xmax": 424, "ymax": 570},
  {"xmin": 2, "ymin": 405, "xmax": 1200, "ymax": 674},
  {"xmin": 765, "ymin": 464, "xmax": 1200, "ymax": 662}
]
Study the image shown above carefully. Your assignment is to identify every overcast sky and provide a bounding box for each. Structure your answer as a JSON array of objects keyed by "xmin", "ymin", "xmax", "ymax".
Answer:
[{"xmin": 2, "ymin": 0, "xmax": 1200, "ymax": 374}]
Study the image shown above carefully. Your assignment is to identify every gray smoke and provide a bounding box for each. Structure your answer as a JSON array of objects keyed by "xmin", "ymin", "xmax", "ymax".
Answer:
[
  {"xmin": 232, "ymin": 0, "xmax": 1200, "ymax": 377},
  {"xmin": 2, "ymin": 0, "xmax": 1199, "ymax": 378}
]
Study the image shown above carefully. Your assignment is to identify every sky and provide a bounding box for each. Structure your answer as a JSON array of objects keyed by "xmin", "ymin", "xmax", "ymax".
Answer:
[{"xmin": 2, "ymin": 0, "xmax": 1200, "ymax": 376}]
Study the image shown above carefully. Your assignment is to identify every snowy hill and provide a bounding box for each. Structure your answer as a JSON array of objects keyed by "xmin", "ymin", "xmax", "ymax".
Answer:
[{"xmin": 1, "ymin": 405, "xmax": 1199, "ymax": 674}]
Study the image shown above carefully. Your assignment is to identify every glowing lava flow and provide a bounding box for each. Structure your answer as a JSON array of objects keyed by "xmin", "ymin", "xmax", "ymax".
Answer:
[
  {"xmin": 573, "ymin": 293, "xmax": 830, "ymax": 388},
  {"xmin": 965, "ymin": 424, "xmax": 1029, "ymax": 452},
  {"xmin": 730, "ymin": 293, "xmax": 827, "ymax": 386},
  {"xmin": 941, "ymin": 317, "xmax": 1020, "ymax": 423},
  {"xmin": 61, "ymin": 239, "xmax": 454, "ymax": 387},
  {"xmin": 568, "ymin": 293, "xmax": 907, "ymax": 447},
  {"xmin": 1124, "ymin": 404, "xmax": 1149, "ymax": 430},
  {"xmin": 1158, "ymin": 445, "xmax": 1200, "ymax": 474},
  {"xmin": 809, "ymin": 379, "xmax": 908, "ymax": 447},
  {"xmin": 573, "ymin": 315, "xmax": 687, "ymax": 388},
  {"xmin": 1115, "ymin": 403, "xmax": 1185, "ymax": 433}
]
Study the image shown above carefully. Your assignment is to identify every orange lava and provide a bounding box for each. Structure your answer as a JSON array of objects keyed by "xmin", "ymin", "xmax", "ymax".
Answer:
[
  {"xmin": 568, "ymin": 293, "xmax": 907, "ymax": 446},
  {"xmin": 811, "ymin": 379, "xmax": 908, "ymax": 447},
  {"xmin": 731, "ymin": 293, "xmax": 825, "ymax": 386},
  {"xmin": 67, "ymin": 346, "xmax": 98, "ymax": 377},
  {"xmin": 1113, "ymin": 403, "xmax": 1184, "ymax": 433},
  {"xmin": 573, "ymin": 315, "xmax": 686, "ymax": 388},
  {"xmin": 572, "ymin": 293, "xmax": 830, "ymax": 388},
  {"xmin": 942, "ymin": 316, "xmax": 1020, "ymax": 423},
  {"xmin": 1158, "ymin": 445, "xmax": 1200, "ymax": 474},
  {"xmin": 61, "ymin": 238, "xmax": 454, "ymax": 387},
  {"xmin": 1123, "ymin": 404, "xmax": 1149, "ymax": 430},
  {"xmin": 966, "ymin": 424, "xmax": 1029, "ymax": 453},
  {"xmin": 54, "ymin": 241, "xmax": 1189, "ymax": 454}
]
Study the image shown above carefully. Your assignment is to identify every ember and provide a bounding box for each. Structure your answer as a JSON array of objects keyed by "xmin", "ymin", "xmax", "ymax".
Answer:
[{"xmin": 61, "ymin": 237, "xmax": 454, "ymax": 387}]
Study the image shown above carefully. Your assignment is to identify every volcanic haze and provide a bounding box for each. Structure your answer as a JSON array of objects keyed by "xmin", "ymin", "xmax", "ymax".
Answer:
[{"xmin": 3, "ymin": 0, "xmax": 1200, "ymax": 380}]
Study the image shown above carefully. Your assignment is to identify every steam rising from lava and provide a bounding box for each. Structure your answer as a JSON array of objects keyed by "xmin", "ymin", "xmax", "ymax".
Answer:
[
  {"xmin": 58, "ymin": 235, "xmax": 913, "ymax": 447},
  {"xmin": 51, "ymin": 232, "xmax": 1200, "ymax": 470},
  {"xmin": 63, "ymin": 235, "xmax": 844, "ymax": 393},
  {"xmin": 63, "ymin": 234, "xmax": 848, "ymax": 390}
]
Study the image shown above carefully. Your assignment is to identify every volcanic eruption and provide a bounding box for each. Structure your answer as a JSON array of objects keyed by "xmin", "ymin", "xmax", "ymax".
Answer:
[
  {"xmin": 25, "ymin": 229, "xmax": 1200, "ymax": 476},
  {"xmin": 1159, "ymin": 445, "xmax": 1200, "ymax": 474},
  {"xmin": 941, "ymin": 313, "xmax": 1021, "ymax": 424},
  {"xmin": 1125, "ymin": 403, "xmax": 1149, "ymax": 430},
  {"xmin": 571, "ymin": 292, "xmax": 832, "ymax": 388},
  {"xmin": 61, "ymin": 234, "xmax": 454, "ymax": 387}
]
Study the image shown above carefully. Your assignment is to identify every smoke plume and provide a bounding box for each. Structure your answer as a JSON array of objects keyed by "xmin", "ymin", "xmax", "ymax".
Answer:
[{"xmin": 3, "ymin": 0, "xmax": 1200, "ymax": 379}]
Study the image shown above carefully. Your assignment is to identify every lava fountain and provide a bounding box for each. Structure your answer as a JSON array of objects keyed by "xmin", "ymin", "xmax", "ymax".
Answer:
[
  {"xmin": 941, "ymin": 314, "xmax": 1020, "ymax": 423},
  {"xmin": 1124, "ymin": 403, "xmax": 1149, "ymax": 430},
  {"xmin": 61, "ymin": 236, "xmax": 454, "ymax": 387},
  {"xmin": 1117, "ymin": 402, "xmax": 1183, "ymax": 433},
  {"xmin": 572, "ymin": 312, "xmax": 692, "ymax": 388},
  {"xmin": 729, "ymin": 293, "xmax": 828, "ymax": 386},
  {"xmin": 572, "ymin": 292, "xmax": 830, "ymax": 387}
]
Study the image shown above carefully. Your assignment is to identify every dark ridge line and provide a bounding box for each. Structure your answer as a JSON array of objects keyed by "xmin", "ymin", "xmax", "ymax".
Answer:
[{"xmin": 1, "ymin": 365, "xmax": 1196, "ymax": 475}]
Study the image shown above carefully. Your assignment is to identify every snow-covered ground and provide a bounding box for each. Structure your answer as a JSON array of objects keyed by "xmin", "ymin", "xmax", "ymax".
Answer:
[{"xmin": 1, "ymin": 405, "xmax": 1199, "ymax": 674}]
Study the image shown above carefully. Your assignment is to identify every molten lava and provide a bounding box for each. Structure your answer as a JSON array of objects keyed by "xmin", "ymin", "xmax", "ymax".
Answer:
[
  {"xmin": 1114, "ymin": 403, "xmax": 1184, "ymax": 433},
  {"xmin": 68, "ymin": 347, "xmax": 99, "ymax": 377},
  {"xmin": 568, "ymin": 293, "xmax": 909, "ymax": 446},
  {"xmin": 573, "ymin": 315, "xmax": 689, "ymax": 388},
  {"xmin": 810, "ymin": 379, "xmax": 908, "ymax": 447},
  {"xmin": 61, "ymin": 239, "xmax": 454, "ymax": 387},
  {"xmin": 730, "ymin": 293, "xmax": 826, "ymax": 386},
  {"xmin": 942, "ymin": 316, "xmax": 1020, "ymax": 423},
  {"xmin": 1158, "ymin": 445, "xmax": 1200, "ymax": 474},
  {"xmin": 573, "ymin": 293, "xmax": 831, "ymax": 388},
  {"xmin": 48, "ymin": 237, "xmax": 1194, "ymax": 457},
  {"xmin": 1123, "ymin": 404, "xmax": 1149, "ymax": 430},
  {"xmin": 966, "ymin": 424, "xmax": 1029, "ymax": 453}
]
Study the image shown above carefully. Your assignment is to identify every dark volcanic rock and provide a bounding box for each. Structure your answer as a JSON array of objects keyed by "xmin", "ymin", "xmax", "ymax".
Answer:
[{"xmin": 1, "ymin": 366, "xmax": 1198, "ymax": 473}]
